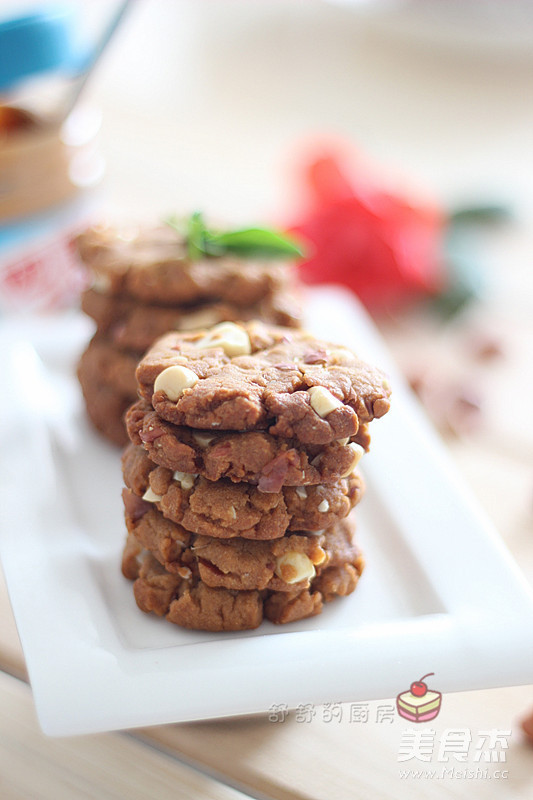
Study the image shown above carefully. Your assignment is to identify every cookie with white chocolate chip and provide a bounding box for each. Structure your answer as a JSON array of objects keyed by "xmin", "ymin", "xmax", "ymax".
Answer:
[
  {"xmin": 122, "ymin": 443, "xmax": 364, "ymax": 539},
  {"xmin": 126, "ymin": 550, "xmax": 264, "ymax": 630},
  {"xmin": 81, "ymin": 288, "xmax": 302, "ymax": 352},
  {"xmin": 126, "ymin": 400, "xmax": 370, "ymax": 489},
  {"xmin": 122, "ymin": 518, "xmax": 364, "ymax": 630},
  {"xmin": 123, "ymin": 492, "xmax": 358, "ymax": 591},
  {"xmin": 136, "ymin": 321, "xmax": 391, "ymax": 445}
]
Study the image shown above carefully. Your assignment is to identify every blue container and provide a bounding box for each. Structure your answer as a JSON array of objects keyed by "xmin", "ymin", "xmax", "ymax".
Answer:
[{"xmin": 0, "ymin": 5, "xmax": 75, "ymax": 93}]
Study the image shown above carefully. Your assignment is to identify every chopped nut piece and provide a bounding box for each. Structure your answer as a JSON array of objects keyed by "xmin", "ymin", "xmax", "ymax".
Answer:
[
  {"xmin": 154, "ymin": 365, "xmax": 199, "ymax": 401},
  {"xmin": 275, "ymin": 552, "xmax": 316, "ymax": 584},
  {"xmin": 311, "ymin": 546, "xmax": 327, "ymax": 565},
  {"xmin": 295, "ymin": 486, "xmax": 308, "ymax": 500},
  {"xmin": 142, "ymin": 487, "xmax": 163, "ymax": 503},
  {"xmin": 195, "ymin": 322, "xmax": 251, "ymax": 356},
  {"xmin": 192, "ymin": 432, "xmax": 216, "ymax": 448},
  {"xmin": 340, "ymin": 443, "xmax": 364, "ymax": 476},
  {"xmin": 317, "ymin": 499, "xmax": 330, "ymax": 513},
  {"xmin": 172, "ymin": 471, "xmax": 197, "ymax": 490},
  {"xmin": 299, "ymin": 362, "xmax": 326, "ymax": 373},
  {"xmin": 308, "ymin": 385, "xmax": 343, "ymax": 418},
  {"xmin": 176, "ymin": 566, "xmax": 192, "ymax": 580}
]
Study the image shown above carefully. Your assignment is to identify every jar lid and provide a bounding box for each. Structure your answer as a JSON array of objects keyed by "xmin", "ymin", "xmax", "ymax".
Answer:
[{"xmin": 0, "ymin": 6, "xmax": 74, "ymax": 93}]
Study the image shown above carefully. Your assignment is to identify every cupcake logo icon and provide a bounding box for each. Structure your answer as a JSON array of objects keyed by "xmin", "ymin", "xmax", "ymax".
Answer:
[{"xmin": 396, "ymin": 673, "xmax": 442, "ymax": 723}]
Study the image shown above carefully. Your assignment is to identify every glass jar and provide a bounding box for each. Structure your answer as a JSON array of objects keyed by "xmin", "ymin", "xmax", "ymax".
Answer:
[{"xmin": 0, "ymin": 5, "xmax": 104, "ymax": 310}]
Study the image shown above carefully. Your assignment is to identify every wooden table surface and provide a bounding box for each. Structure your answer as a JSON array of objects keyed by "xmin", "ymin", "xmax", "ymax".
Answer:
[{"xmin": 1, "ymin": 3, "xmax": 533, "ymax": 797}]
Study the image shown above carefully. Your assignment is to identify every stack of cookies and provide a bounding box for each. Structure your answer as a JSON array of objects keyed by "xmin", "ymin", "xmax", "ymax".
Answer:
[
  {"xmin": 121, "ymin": 320, "xmax": 391, "ymax": 631},
  {"xmin": 75, "ymin": 223, "xmax": 302, "ymax": 446}
]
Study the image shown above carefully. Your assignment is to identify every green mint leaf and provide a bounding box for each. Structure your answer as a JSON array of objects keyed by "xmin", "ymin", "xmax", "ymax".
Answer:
[
  {"xmin": 187, "ymin": 211, "xmax": 209, "ymax": 261},
  {"xmin": 165, "ymin": 214, "xmax": 304, "ymax": 261},
  {"xmin": 207, "ymin": 227, "xmax": 303, "ymax": 259},
  {"xmin": 164, "ymin": 214, "xmax": 188, "ymax": 238},
  {"xmin": 164, "ymin": 212, "xmax": 208, "ymax": 259}
]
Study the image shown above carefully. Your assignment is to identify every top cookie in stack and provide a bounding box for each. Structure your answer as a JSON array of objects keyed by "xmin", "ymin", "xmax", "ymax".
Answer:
[
  {"xmin": 123, "ymin": 320, "xmax": 391, "ymax": 632},
  {"xmin": 76, "ymin": 221, "xmax": 302, "ymax": 446},
  {"xmin": 134, "ymin": 321, "xmax": 390, "ymax": 448}
]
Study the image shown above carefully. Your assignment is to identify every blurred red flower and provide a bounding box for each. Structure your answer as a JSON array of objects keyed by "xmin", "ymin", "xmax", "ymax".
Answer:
[{"xmin": 289, "ymin": 152, "xmax": 446, "ymax": 310}]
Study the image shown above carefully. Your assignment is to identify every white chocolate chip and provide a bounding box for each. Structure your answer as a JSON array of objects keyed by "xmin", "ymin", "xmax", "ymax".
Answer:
[
  {"xmin": 192, "ymin": 432, "xmax": 215, "ymax": 448},
  {"xmin": 179, "ymin": 308, "xmax": 222, "ymax": 331},
  {"xmin": 337, "ymin": 437, "xmax": 350, "ymax": 446},
  {"xmin": 92, "ymin": 272, "xmax": 111, "ymax": 293},
  {"xmin": 154, "ymin": 365, "xmax": 198, "ymax": 401},
  {"xmin": 195, "ymin": 322, "xmax": 251, "ymax": 357},
  {"xmin": 317, "ymin": 499, "xmax": 330, "ymax": 513},
  {"xmin": 275, "ymin": 552, "xmax": 316, "ymax": 584},
  {"xmin": 172, "ymin": 471, "xmax": 197, "ymax": 490},
  {"xmin": 142, "ymin": 487, "xmax": 162, "ymax": 503},
  {"xmin": 308, "ymin": 386, "xmax": 343, "ymax": 418},
  {"xmin": 340, "ymin": 443, "xmax": 365, "ymax": 477},
  {"xmin": 328, "ymin": 348, "xmax": 356, "ymax": 365},
  {"xmin": 295, "ymin": 486, "xmax": 308, "ymax": 500}
]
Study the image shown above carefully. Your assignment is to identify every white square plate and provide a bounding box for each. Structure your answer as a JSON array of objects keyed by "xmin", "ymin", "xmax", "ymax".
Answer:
[{"xmin": 1, "ymin": 286, "xmax": 533, "ymax": 737}]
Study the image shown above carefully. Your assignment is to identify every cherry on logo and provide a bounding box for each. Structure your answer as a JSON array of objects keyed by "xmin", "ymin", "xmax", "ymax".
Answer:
[{"xmin": 410, "ymin": 672, "xmax": 434, "ymax": 697}]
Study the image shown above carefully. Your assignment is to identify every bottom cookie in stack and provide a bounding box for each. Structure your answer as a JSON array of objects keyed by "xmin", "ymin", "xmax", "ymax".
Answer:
[{"xmin": 121, "ymin": 508, "xmax": 364, "ymax": 631}]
